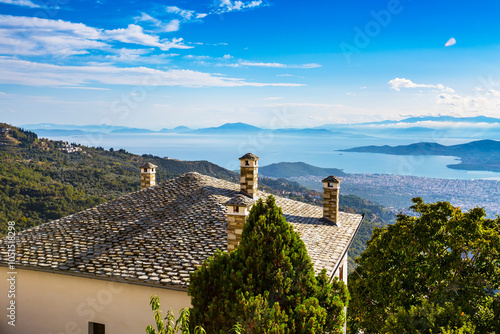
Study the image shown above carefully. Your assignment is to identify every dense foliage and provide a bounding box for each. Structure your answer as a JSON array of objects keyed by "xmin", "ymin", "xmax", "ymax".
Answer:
[
  {"xmin": 189, "ymin": 196, "xmax": 349, "ymax": 334},
  {"xmin": 348, "ymin": 198, "xmax": 500, "ymax": 333}
]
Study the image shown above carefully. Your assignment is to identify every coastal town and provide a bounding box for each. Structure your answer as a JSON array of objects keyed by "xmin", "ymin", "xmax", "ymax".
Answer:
[{"xmin": 291, "ymin": 173, "xmax": 500, "ymax": 217}]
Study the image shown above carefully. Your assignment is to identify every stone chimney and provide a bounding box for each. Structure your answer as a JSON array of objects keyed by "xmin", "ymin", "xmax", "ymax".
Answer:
[
  {"xmin": 322, "ymin": 175, "xmax": 341, "ymax": 224},
  {"xmin": 140, "ymin": 162, "xmax": 157, "ymax": 189},
  {"xmin": 239, "ymin": 153, "xmax": 259, "ymax": 199},
  {"xmin": 224, "ymin": 195, "xmax": 255, "ymax": 252}
]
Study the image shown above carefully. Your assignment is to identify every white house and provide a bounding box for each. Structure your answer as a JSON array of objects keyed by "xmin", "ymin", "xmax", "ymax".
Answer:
[{"xmin": 0, "ymin": 153, "xmax": 363, "ymax": 334}]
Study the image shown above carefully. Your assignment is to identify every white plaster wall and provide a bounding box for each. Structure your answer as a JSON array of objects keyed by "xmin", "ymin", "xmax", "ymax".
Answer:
[{"xmin": 0, "ymin": 268, "xmax": 191, "ymax": 334}]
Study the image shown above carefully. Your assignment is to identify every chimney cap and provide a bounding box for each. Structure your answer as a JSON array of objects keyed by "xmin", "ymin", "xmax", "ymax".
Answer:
[
  {"xmin": 140, "ymin": 162, "xmax": 158, "ymax": 169},
  {"xmin": 224, "ymin": 194, "xmax": 255, "ymax": 206},
  {"xmin": 239, "ymin": 153, "xmax": 259, "ymax": 161},
  {"xmin": 322, "ymin": 175, "xmax": 342, "ymax": 183}
]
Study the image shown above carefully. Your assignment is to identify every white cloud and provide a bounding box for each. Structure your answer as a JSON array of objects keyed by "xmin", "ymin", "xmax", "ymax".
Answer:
[
  {"xmin": 0, "ymin": 15, "xmax": 193, "ymax": 56},
  {"xmin": 103, "ymin": 24, "xmax": 191, "ymax": 51},
  {"xmin": 445, "ymin": 37, "xmax": 456, "ymax": 47},
  {"xmin": 0, "ymin": 0, "xmax": 40, "ymax": 8},
  {"xmin": 487, "ymin": 89, "xmax": 500, "ymax": 96},
  {"xmin": 216, "ymin": 0, "xmax": 265, "ymax": 13},
  {"xmin": 436, "ymin": 92, "xmax": 500, "ymax": 115},
  {"xmin": 184, "ymin": 55, "xmax": 320, "ymax": 69},
  {"xmin": 104, "ymin": 48, "xmax": 151, "ymax": 62},
  {"xmin": 135, "ymin": 13, "xmax": 180, "ymax": 32},
  {"xmin": 240, "ymin": 61, "xmax": 321, "ymax": 69},
  {"xmin": 266, "ymin": 102, "xmax": 334, "ymax": 108},
  {"xmin": 0, "ymin": 58, "xmax": 305, "ymax": 88},
  {"xmin": 389, "ymin": 78, "xmax": 454, "ymax": 93},
  {"xmin": 162, "ymin": 19, "xmax": 180, "ymax": 32},
  {"xmin": 0, "ymin": 15, "xmax": 105, "ymax": 56},
  {"xmin": 136, "ymin": 12, "xmax": 158, "ymax": 24},
  {"xmin": 166, "ymin": 6, "xmax": 196, "ymax": 20}
]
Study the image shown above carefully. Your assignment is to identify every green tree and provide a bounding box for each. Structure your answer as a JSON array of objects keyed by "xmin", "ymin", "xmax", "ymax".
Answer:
[
  {"xmin": 188, "ymin": 196, "xmax": 348, "ymax": 334},
  {"xmin": 146, "ymin": 295, "xmax": 206, "ymax": 334},
  {"xmin": 348, "ymin": 198, "xmax": 500, "ymax": 333}
]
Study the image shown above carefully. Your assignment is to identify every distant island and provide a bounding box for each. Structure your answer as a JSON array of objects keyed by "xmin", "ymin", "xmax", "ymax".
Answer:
[
  {"xmin": 341, "ymin": 139, "xmax": 500, "ymax": 172},
  {"xmin": 260, "ymin": 162, "xmax": 347, "ymax": 178}
]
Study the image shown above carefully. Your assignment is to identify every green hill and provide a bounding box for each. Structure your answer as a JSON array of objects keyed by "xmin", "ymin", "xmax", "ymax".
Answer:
[{"xmin": 260, "ymin": 161, "xmax": 347, "ymax": 178}]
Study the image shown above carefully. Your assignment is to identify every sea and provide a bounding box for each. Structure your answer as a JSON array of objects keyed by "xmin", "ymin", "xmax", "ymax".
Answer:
[{"xmin": 45, "ymin": 132, "xmax": 500, "ymax": 180}]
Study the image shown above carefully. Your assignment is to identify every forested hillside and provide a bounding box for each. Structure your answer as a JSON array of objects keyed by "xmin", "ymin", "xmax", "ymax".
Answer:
[{"xmin": 0, "ymin": 123, "xmax": 395, "ymax": 269}]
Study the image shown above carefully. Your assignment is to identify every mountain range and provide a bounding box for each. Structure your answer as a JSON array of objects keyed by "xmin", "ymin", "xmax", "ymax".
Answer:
[
  {"xmin": 21, "ymin": 115, "xmax": 500, "ymax": 140},
  {"xmin": 21, "ymin": 122, "xmax": 369, "ymax": 138}
]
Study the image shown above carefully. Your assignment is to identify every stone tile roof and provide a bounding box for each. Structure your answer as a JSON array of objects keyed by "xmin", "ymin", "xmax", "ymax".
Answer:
[
  {"xmin": 140, "ymin": 162, "xmax": 158, "ymax": 168},
  {"xmin": 322, "ymin": 175, "xmax": 342, "ymax": 183},
  {"xmin": 239, "ymin": 153, "xmax": 259, "ymax": 160},
  {"xmin": 0, "ymin": 172, "xmax": 363, "ymax": 290},
  {"xmin": 225, "ymin": 194, "xmax": 255, "ymax": 206}
]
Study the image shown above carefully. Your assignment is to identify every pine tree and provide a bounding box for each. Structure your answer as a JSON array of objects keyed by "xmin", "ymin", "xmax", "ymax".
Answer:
[{"xmin": 188, "ymin": 196, "xmax": 348, "ymax": 333}]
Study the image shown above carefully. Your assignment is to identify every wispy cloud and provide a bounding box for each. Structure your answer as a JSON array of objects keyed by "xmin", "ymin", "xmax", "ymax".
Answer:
[
  {"xmin": 436, "ymin": 92, "xmax": 500, "ymax": 115},
  {"xmin": 0, "ymin": 15, "xmax": 192, "ymax": 57},
  {"xmin": 0, "ymin": 58, "xmax": 305, "ymax": 88},
  {"xmin": 104, "ymin": 48, "xmax": 179, "ymax": 63},
  {"xmin": 0, "ymin": 0, "xmax": 40, "ymax": 8},
  {"xmin": 215, "ymin": 0, "xmax": 266, "ymax": 14},
  {"xmin": 388, "ymin": 77, "xmax": 454, "ymax": 93},
  {"xmin": 166, "ymin": 6, "xmax": 197, "ymax": 20},
  {"xmin": 137, "ymin": 1, "xmax": 265, "ymax": 35},
  {"xmin": 239, "ymin": 61, "xmax": 321, "ymax": 69},
  {"xmin": 185, "ymin": 54, "xmax": 321, "ymax": 69},
  {"xmin": 103, "ymin": 24, "xmax": 191, "ymax": 51},
  {"xmin": 135, "ymin": 12, "xmax": 181, "ymax": 32},
  {"xmin": 266, "ymin": 102, "xmax": 334, "ymax": 108},
  {"xmin": 389, "ymin": 78, "xmax": 500, "ymax": 117},
  {"xmin": 0, "ymin": 15, "xmax": 105, "ymax": 56}
]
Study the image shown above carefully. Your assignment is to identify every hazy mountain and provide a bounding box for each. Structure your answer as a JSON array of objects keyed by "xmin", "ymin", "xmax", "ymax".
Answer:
[
  {"xmin": 260, "ymin": 162, "xmax": 347, "ymax": 178},
  {"xmin": 191, "ymin": 122, "xmax": 263, "ymax": 134},
  {"xmin": 33, "ymin": 129, "xmax": 103, "ymax": 137},
  {"xmin": 159, "ymin": 126, "xmax": 193, "ymax": 133},
  {"xmin": 21, "ymin": 123, "xmax": 129, "ymax": 133},
  {"xmin": 110, "ymin": 128, "xmax": 157, "ymax": 134},
  {"xmin": 21, "ymin": 116, "xmax": 500, "ymax": 140}
]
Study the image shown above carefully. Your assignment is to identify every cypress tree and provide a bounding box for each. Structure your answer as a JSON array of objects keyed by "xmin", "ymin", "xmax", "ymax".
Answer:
[{"xmin": 188, "ymin": 196, "xmax": 348, "ymax": 333}]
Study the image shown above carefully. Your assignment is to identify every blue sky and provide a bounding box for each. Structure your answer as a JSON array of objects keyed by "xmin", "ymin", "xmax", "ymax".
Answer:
[{"xmin": 0, "ymin": 0, "xmax": 499, "ymax": 129}]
